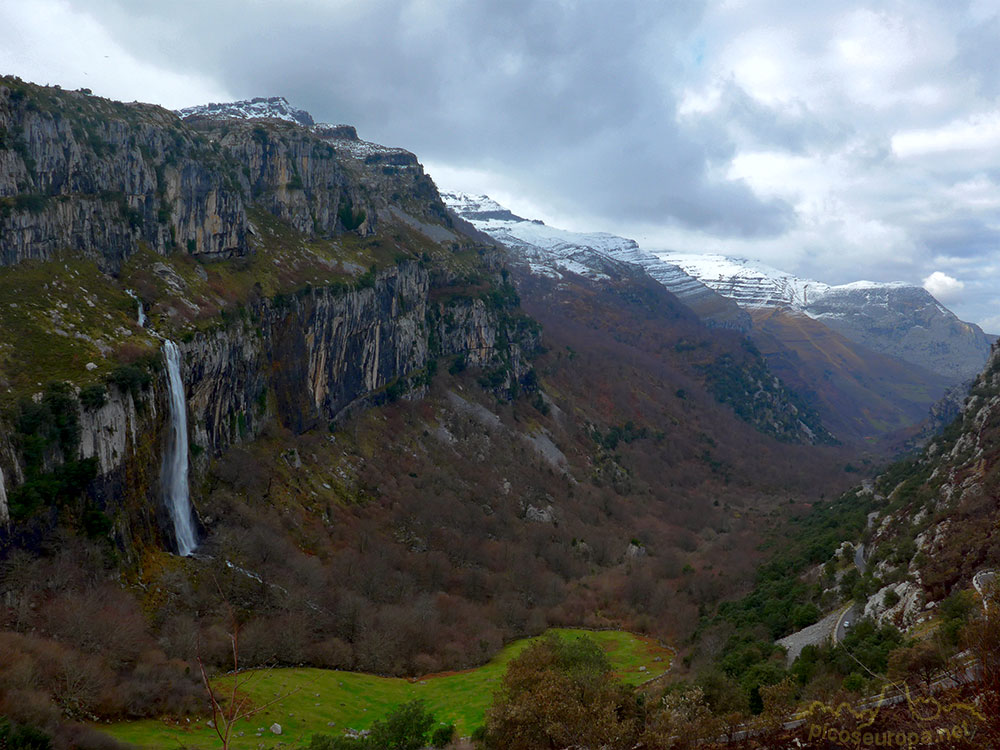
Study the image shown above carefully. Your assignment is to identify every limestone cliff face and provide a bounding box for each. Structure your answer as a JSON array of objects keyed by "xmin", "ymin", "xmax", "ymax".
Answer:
[
  {"xmin": 212, "ymin": 121, "xmax": 363, "ymax": 237},
  {"xmin": 180, "ymin": 262, "xmax": 430, "ymax": 451},
  {"xmin": 0, "ymin": 431, "xmax": 22, "ymax": 525},
  {"xmin": 0, "ymin": 77, "xmax": 454, "ymax": 272},
  {"xmin": 179, "ymin": 261, "xmax": 535, "ymax": 453},
  {"xmin": 0, "ymin": 79, "xmax": 248, "ymax": 269},
  {"xmin": 78, "ymin": 387, "xmax": 151, "ymax": 475},
  {"xmin": 200, "ymin": 117, "xmax": 446, "ymax": 238},
  {"xmin": 0, "ymin": 261, "xmax": 535, "ymax": 549}
]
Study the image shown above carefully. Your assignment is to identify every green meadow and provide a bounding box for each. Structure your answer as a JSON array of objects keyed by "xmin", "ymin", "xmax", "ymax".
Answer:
[{"xmin": 103, "ymin": 628, "xmax": 672, "ymax": 749}]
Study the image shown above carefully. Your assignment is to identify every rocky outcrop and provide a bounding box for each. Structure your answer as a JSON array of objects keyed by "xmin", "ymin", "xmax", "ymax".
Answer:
[
  {"xmin": 863, "ymin": 579, "xmax": 925, "ymax": 629},
  {"xmin": 860, "ymin": 342, "xmax": 1000, "ymax": 612},
  {"xmin": 78, "ymin": 388, "xmax": 149, "ymax": 475},
  {"xmin": 0, "ymin": 432, "xmax": 22, "ymax": 527},
  {"xmin": 0, "ymin": 466, "xmax": 8, "ymax": 525}
]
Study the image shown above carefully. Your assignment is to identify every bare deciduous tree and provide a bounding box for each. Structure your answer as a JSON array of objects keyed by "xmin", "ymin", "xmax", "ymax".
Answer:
[{"xmin": 197, "ymin": 591, "xmax": 295, "ymax": 750}]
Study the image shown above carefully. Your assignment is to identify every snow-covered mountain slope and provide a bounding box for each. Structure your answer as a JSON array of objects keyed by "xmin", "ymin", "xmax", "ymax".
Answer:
[
  {"xmin": 661, "ymin": 253, "xmax": 992, "ymax": 383},
  {"xmin": 442, "ymin": 193, "xmax": 750, "ymax": 331},
  {"xmin": 177, "ymin": 96, "xmax": 316, "ymax": 126},
  {"xmin": 662, "ymin": 253, "xmax": 830, "ymax": 309}
]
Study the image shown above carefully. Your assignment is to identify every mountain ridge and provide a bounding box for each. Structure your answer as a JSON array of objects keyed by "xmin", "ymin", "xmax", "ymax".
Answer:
[
  {"xmin": 442, "ymin": 191, "xmax": 752, "ymax": 332},
  {"xmin": 177, "ymin": 95, "xmax": 318, "ymax": 126},
  {"xmin": 664, "ymin": 252, "xmax": 993, "ymax": 382}
]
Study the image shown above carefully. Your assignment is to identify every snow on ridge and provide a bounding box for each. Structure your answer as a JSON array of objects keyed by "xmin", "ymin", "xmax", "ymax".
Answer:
[
  {"xmin": 177, "ymin": 96, "xmax": 315, "ymax": 126},
  {"xmin": 828, "ymin": 280, "xmax": 915, "ymax": 291},
  {"xmin": 178, "ymin": 98, "xmax": 417, "ymax": 167},
  {"xmin": 443, "ymin": 192, "xmax": 708, "ymax": 293},
  {"xmin": 440, "ymin": 192, "xmax": 510, "ymax": 215},
  {"xmin": 444, "ymin": 193, "xmax": 639, "ymax": 259},
  {"xmin": 331, "ymin": 136, "xmax": 415, "ymax": 161},
  {"xmin": 661, "ymin": 253, "xmax": 830, "ymax": 309}
]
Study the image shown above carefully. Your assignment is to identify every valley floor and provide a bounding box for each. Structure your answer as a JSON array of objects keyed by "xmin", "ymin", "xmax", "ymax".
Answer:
[{"xmin": 101, "ymin": 628, "xmax": 673, "ymax": 749}]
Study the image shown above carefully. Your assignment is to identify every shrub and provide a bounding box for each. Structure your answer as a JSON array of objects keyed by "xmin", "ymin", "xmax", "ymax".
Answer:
[
  {"xmin": 106, "ymin": 364, "xmax": 151, "ymax": 399},
  {"xmin": 485, "ymin": 634, "xmax": 637, "ymax": 750},
  {"xmin": 355, "ymin": 264, "xmax": 377, "ymax": 290},
  {"xmin": 338, "ymin": 198, "xmax": 366, "ymax": 231},
  {"xmin": 842, "ymin": 672, "xmax": 865, "ymax": 693},
  {"xmin": 307, "ymin": 735, "xmax": 367, "ymax": 750},
  {"xmin": 385, "ymin": 379, "xmax": 406, "ymax": 403},
  {"xmin": 13, "ymin": 194, "xmax": 47, "ymax": 214},
  {"xmin": 7, "ymin": 457, "xmax": 99, "ymax": 521},
  {"xmin": 79, "ymin": 384, "xmax": 108, "ymax": 410},
  {"xmin": 354, "ymin": 700, "xmax": 436, "ymax": 750},
  {"xmin": 431, "ymin": 723, "xmax": 455, "ymax": 748},
  {"xmin": 0, "ymin": 719, "xmax": 52, "ymax": 750}
]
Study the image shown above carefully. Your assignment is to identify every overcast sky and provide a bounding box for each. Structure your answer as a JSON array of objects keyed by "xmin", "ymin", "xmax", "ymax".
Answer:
[{"xmin": 3, "ymin": 0, "xmax": 999, "ymax": 330}]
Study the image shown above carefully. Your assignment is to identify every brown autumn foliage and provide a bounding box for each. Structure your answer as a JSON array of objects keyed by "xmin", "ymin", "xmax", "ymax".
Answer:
[
  {"xmin": 0, "ymin": 536, "xmax": 202, "ymax": 733},
  {"xmin": 484, "ymin": 634, "xmax": 640, "ymax": 750}
]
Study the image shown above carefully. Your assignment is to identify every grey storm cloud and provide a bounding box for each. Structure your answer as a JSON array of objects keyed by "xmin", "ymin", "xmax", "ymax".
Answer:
[
  {"xmin": 916, "ymin": 217, "xmax": 1000, "ymax": 260},
  {"xmin": 69, "ymin": 0, "xmax": 792, "ymax": 237},
  {"xmin": 956, "ymin": 15, "xmax": 1000, "ymax": 99}
]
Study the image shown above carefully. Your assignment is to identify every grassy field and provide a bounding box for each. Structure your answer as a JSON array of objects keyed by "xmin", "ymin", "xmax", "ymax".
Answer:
[{"xmin": 102, "ymin": 628, "xmax": 672, "ymax": 749}]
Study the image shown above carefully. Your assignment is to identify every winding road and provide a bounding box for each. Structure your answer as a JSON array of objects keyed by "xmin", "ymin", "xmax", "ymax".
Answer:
[
  {"xmin": 833, "ymin": 543, "xmax": 867, "ymax": 643},
  {"xmin": 834, "ymin": 602, "xmax": 862, "ymax": 643}
]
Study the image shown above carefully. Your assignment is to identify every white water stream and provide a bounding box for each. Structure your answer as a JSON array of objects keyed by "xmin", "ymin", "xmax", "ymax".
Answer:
[
  {"xmin": 125, "ymin": 289, "xmax": 147, "ymax": 328},
  {"xmin": 0, "ymin": 466, "xmax": 8, "ymax": 525},
  {"xmin": 162, "ymin": 340, "xmax": 197, "ymax": 555}
]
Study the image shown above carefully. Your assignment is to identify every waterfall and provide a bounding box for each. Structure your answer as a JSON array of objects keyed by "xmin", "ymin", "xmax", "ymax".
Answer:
[
  {"xmin": 125, "ymin": 289, "xmax": 146, "ymax": 328},
  {"xmin": 162, "ymin": 340, "xmax": 197, "ymax": 555},
  {"xmin": 0, "ymin": 466, "xmax": 8, "ymax": 525}
]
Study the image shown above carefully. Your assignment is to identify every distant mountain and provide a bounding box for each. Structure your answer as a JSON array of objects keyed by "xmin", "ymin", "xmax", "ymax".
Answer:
[
  {"xmin": 445, "ymin": 194, "xmax": 976, "ymax": 445},
  {"xmin": 442, "ymin": 193, "xmax": 750, "ymax": 331},
  {"xmin": 177, "ymin": 96, "xmax": 317, "ymax": 126},
  {"xmin": 804, "ymin": 283, "xmax": 992, "ymax": 383},
  {"xmin": 663, "ymin": 253, "xmax": 992, "ymax": 383}
]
